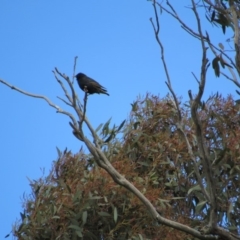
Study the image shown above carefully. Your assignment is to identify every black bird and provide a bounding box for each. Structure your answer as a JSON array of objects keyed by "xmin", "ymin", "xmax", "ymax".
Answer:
[{"xmin": 75, "ymin": 73, "xmax": 109, "ymax": 96}]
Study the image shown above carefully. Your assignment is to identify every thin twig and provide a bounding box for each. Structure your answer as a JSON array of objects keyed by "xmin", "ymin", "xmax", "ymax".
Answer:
[
  {"xmin": 162, "ymin": 1, "xmax": 237, "ymax": 71},
  {"xmin": 191, "ymin": 0, "xmax": 217, "ymax": 229},
  {"xmin": 71, "ymin": 57, "xmax": 81, "ymax": 109},
  {"xmin": 0, "ymin": 79, "xmax": 59, "ymax": 109},
  {"xmin": 205, "ymin": 32, "xmax": 239, "ymax": 86},
  {"xmin": 150, "ymin": 0, "xmax": 213, "ymax": 210},
  {"xmin": 191, "ymin": 72, "xmax": 200, "ymax": 84},
  {"xmin": 72, "ymin": 56, "xmax": 78, "ymax": 84},
  {"xmin": 57, "ymin": 96, "xmax": 72, "ymax": 107},
  {"xmin": 79, "ymin": 91, "xmax": 88, "ymax": 130},
  {"xmin": 220, "ymin": 71, "xmax": 238, "ymax": 84},
  {"xmin": 52, "ymin": 70, "xmax": 73, "ymax": 104},
  {"xmin": 150, "ymin": 0, "xmax": 182, "ymax": 121},
  {"xmin": 0, "ymin": 78, "xmax": 77, "ymax": 126}
]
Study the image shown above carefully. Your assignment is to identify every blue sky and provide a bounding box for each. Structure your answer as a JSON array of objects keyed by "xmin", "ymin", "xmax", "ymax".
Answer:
[{"xmin": 0, "ymin": 1, "xmax": 237, "ymax": 238}]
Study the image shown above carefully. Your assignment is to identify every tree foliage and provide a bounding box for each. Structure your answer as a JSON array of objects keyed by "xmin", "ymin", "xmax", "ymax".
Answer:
[
  {"xmin": 203, "ymin": 0, "xmax": 240, "ymax": 76},
  {"xmin": 13, "ymin": 94, "xmax": 240, "ymax": 240}
]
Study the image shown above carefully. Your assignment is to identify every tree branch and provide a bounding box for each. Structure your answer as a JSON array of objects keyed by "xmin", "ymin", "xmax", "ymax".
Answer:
[{"xmin": 191, "ymin": 0, "xmax": 217, "ymax": 230}]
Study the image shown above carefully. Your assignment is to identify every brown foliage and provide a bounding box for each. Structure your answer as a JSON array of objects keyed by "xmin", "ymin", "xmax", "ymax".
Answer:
[{"xmin": 13, "ymin": 94, "xmax": 240, "ymax": 239}]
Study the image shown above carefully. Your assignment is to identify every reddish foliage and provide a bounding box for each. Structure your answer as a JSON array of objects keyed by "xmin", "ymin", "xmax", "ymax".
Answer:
[{"xmin": 13, "ymin": 94, "xmax": 240, "ymax": 239}]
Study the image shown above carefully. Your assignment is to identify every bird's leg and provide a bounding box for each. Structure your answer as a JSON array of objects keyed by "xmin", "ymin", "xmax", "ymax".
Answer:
[{"xmin": 83, "ymin": 85, "xmax": 88, "ymax": 94}]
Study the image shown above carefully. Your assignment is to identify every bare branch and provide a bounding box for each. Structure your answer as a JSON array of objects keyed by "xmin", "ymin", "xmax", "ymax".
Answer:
[
  {"xmin": 0, "ymin": 78, "xmax": 59, "ymax": 110},
  {"xmin": 191, "ymin": 0, "xmax": 217, "ymax": 229},
  {"xmin": 52, "ymin": 69, "xmax": 73, "ymax": 104},
  {"xmin": 57, "ymin": 96, "xmax": 72, "ymax": 107},
  {"xmin": 191, "ymin": 72, "xmax": 200, "ymax": 84},
  {"xmin": 79, "ymin": 90, "xmax": 88, "ymax": 130},
  {"xmin": 52, "ymin": 68, "xmax": 102, "ymax": 148},
  {"xmin": 191, "ymin": 0, "xmax": 207, "ymax": 103},
  {"xmin": 0, "ymin": 78, "xmax": 78, "ymax": 126},
  {"xmin": 150, "ymin": 2, "xmax": 171, "ymax": 86},
  {"xmin": 162, "ymin": 0, "xmax": 238, "ymax": 82},
  {"xmin": 150, "ymin": 0, "xmax": 182, "ymax": 121},
  {"xmin": 72, "ymin": 56, "xmax": 78, "ymax": 84}
]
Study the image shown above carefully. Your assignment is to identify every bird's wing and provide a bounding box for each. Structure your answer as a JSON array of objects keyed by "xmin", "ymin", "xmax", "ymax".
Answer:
[{"xmin": 88, "ymin": 78, "xmax": 107, "ymax": 90}]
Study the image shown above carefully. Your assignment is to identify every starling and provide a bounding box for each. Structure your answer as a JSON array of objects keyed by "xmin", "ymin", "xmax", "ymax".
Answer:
[{"xmin": 75, "ymin": 73, "xmax": 109, "ymax": 96}]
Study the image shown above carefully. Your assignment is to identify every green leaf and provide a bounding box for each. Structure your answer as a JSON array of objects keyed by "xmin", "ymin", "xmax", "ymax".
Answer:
[
  {"xmin": 212, "ymin": 57, "xmax": 220, "ymax": 77},
  {"xmin": 117, "ymin": 119, "xmax": 126, "ymax": 132},
  {"xmin": 102, "ymin": 117, "xmax": 112, "ymax": 137},
  {"xmin": 228, "ymin": 226, "xmax": 238, "ymax": 231},
  {"xmin": 113, "ymin": 207, "xmax": 118, "ymax": 223},
  {"xmin": 84, "ymin": 232, "xmax": 99, "ymax": 239},
  {"xmin": 188, "ymin": 184, "xmax": 201, "ymax": 195},
  {"xmin": 133, "ymin": 121, "xmax": 140, "ymax": 130},
  {"xmin": 73, "ymin": 190, "xmax": 82, "ymax": 203},
  {"xmin": 138, "ymin": 234, "xmax": 144, "ymax": 240},
  {"xmin": 214, "ymin": 13, "xmax": 229, "ymax": 34},
  {"xmin": 211, "ymin": 10, "xmax": 215, "ymax": 22},
  {"xmin": 219, "ymin": 56, "xmax": 225, "ymax": 68},
  {"xmin": 4, "ymin": 233, "xmax": 10, "ymax": 238},
  {"xmin": 64, "ymin": 183, "xmax": 71, "ymax": 193},
  {"xmin": 68, "ymin": 225, "xmax": 82, "ymax": 231},
  {"xmin": 158, "ymin": 198, "xmax": 171, "ymax": 208},
  {"xmin": 195, "ymin": 200, "xmax": 207, "ymax": 214},
  {"xmin": 222, "ymin": 24, "xmax": 226, "ymax": 34},
  {"xmin": 171, "ymin": 197, "xmax": 185, "ymax": 200},
  {"xmin": 82, "ymin": 211, "xmax": 88, "ymax": 225},
  {"xmin": 104, "ymin": 131, "xmax": 115, "ymax": 143},
  {"xmin": 98, "ymin": 211, "xmax": 111, "ymax": 217},
  {"xmin": 95, "ymin": 123, "xmax": 103, "ymax": 133},
  {"xmin": 235, "ymin": 99, "xmax": 240, "ymax": 105},
  {"xmin": 218, "ymin": 43, "xmax": 224, "ymax": 50},
  {"xmin": 76, "ymin": 230, "xmax": 83, "ymax": 237},
  {"xmin": 227, "ymin": 202, "xmax": 234, "ymax": 223},
  {"xmin": 138, "ymin": 161, "xmax": 150, "ymax": 166},
  {"xmin": 131, "ymin": 101, "xmax": 138, "ymax": 112},
  {"xmin": 56, "ymin": 146, "xmax": 62, "ymax": 158},
  {"xmin": 222, "ymin": 61, "xmax": 233, "ymax": 68},
  {"xmin": 89, "ymin": 196, "xmax": 102, "ymax": 200},
  {"xmin": 20, "ymin": 212, "xmax": 25, "ymax": 221}
]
